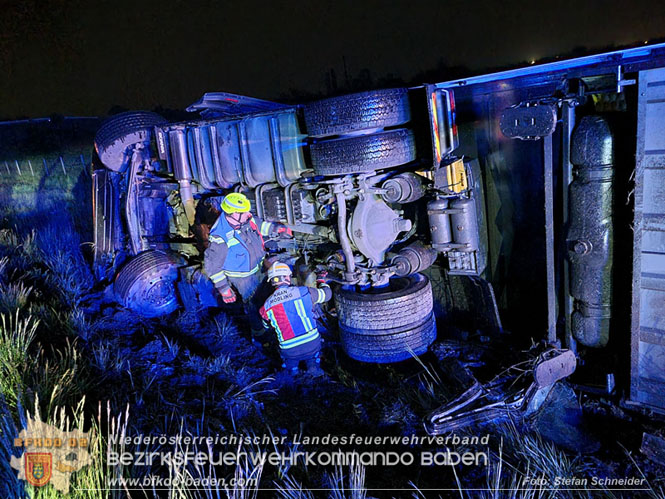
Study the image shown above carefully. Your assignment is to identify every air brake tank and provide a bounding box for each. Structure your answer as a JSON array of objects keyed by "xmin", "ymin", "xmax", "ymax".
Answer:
[
  {"xmin": 427, "ymin": 198, "xmax": 452, "ymax": 249},
  {"xmin": 449, "ymin": 197, "xmax": 479, "ymax": 252}
]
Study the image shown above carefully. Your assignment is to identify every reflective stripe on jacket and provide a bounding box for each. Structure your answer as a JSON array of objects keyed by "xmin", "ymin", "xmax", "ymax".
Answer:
[
  {"xmin": 260, "ymin": 284, "xmax": 331, "ymax": 349},
  {"xmin": 204, "ymin": 214, "xmax": 266, "ymax": 288}
]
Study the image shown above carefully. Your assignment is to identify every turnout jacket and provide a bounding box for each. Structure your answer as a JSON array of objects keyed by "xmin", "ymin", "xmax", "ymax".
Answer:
[
  {"xmin": 260, "ymin": 284, "xmax": 332, "ymax": 350},
  {"xmin": 203, "ymin": 213, "xmax": 281, "ymax": 292}
]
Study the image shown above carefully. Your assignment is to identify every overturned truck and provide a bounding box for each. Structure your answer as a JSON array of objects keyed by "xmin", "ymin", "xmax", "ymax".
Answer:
[{"xmin": 93, "ymin": 43, "xmax": 665, "ymax": 415}]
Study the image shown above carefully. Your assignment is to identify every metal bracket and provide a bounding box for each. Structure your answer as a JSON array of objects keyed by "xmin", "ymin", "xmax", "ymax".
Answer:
[{"xmin": 616, "ymin": 65, "xmax": 637, "ymax": 93}]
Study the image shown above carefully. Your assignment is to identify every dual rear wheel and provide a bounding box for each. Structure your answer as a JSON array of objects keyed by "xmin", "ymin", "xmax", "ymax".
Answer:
[
  {"xmin": 306, "ymin": 90, "xmax": 435, "ymax": 362},
  {"xmin": 335, "ymin": 274, "xmax": 437, "ymax": 363},
  {"xmin": 305, "ymin": 88, "xmax": 416, "ymax": 176}
]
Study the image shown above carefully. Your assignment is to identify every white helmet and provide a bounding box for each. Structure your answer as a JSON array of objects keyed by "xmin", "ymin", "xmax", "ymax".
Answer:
[{"xmin": 267, "ymin": 262, "xmax": 292, "ymax": 282}]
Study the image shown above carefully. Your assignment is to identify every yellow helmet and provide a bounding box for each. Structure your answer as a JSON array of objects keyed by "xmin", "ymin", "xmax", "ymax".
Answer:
[
  {"xmin": 221, "ymin": 193, "xmax": 251, "ymax": 214},
  {"xmin": 267, "ymin": 262, "xmax": 292, "ymax": 282}
]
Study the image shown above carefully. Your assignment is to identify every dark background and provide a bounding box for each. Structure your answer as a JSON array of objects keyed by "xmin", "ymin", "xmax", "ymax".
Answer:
[{"xmin": 2, "ymin": 0, "xmax": 665, "ymax": 118}]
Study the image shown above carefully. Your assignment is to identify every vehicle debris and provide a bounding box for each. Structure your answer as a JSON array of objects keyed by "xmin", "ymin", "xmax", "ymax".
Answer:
[
  {"xmin": 425, "ymin": 348, "xmax": 577, "ymax": 434},
  {"xmin": 641, "ymin": 432, "xmax": 665, "ymax": 467}
]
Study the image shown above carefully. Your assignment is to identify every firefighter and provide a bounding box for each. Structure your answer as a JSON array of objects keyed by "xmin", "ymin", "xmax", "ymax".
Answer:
[
  {"xmin": 203, "ymin": 192, "xmax": 291, "ymax": 339},
  {"xmin": 260, "ymin": 262, "xmax": 332, "ymax": 377}
]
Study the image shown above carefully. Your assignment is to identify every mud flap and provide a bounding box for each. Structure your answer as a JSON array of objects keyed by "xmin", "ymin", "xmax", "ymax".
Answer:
[{"xmin": 534, "ymin": 349, "xmax": 576, "ymax": 387}]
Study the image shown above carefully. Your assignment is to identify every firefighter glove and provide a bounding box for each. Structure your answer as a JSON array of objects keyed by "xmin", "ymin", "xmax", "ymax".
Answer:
[
  {"xmin": 277, "ymin": 226, "xmax": 294, "ymax": 238},
  {"xmin": 218, "ymin": 286, "xmax": 237, "ymax": 303}
]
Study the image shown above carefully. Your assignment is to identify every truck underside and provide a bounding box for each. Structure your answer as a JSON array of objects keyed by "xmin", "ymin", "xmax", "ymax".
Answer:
[{"xmin": 92, "ymin": 43, "xmax": 665, "ymax": 418}]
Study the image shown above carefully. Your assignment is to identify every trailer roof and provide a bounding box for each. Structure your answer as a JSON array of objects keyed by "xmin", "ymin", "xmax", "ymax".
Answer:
[{"xmin": 434, "ymin": 42, "xmax": 665, "ymax": 89}]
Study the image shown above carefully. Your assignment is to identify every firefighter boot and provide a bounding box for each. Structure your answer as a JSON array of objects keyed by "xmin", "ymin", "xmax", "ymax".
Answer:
[
  {"xmin": 282, "ymin": 360, "xmax": 301, "ymax": 378},
  {"xmin": 305, "ymin": 356, "xmax": 325, "ymax": 378},
  {"xmin": 251, "ymin": 328, "xmax": 272, "ymax": 349}
]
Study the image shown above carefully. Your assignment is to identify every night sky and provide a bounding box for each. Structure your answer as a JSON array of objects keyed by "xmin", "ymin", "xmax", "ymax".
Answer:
[{"xmin": 2, "ymin": 0, "xmax": 665, "ymax": 119}]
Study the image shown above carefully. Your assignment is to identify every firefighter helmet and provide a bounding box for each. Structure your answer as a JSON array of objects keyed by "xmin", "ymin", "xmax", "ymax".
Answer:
[
  {"xmin": 221, "ymin": 193, "xmax": 251, "ymax": 214},
  {"xmin": 268, "ymin": 262, "xmax": 292, "ymax": 282}
]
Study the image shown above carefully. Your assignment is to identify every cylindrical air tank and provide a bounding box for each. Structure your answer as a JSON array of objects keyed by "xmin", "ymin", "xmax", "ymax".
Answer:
[
  {"xmin": 428, "ymin": 198, "xmax": 452, "ymax": 249},
  {"xmin": 449, "ymin": 197, "xmax": 479, "ymax": 252}
]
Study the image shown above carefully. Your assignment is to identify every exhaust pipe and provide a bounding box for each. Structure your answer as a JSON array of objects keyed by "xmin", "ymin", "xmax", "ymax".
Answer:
[{"xmin": 170, "ymin": 129, "xmax": 196, "ymax": 225}]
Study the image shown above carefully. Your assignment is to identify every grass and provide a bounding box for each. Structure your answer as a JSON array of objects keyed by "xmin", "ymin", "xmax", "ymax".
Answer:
[
  {"xmin": 327, "ymin": 463, "xmax": 367, "ymax": 499},
  {"xmin": 0, "ymin": 281, "xmax": 34, "ymax": 314},
  {"xmin": 0, "ymin": 220, "xmax": 91, "ymax": 416},
  {"xmin": 0, "ymin": 397, "xmax": 27, "ymax": 499},
  {"xmin": 275, "ymin": 473, "xmax": 315, "ymax": 499},
  {"xmin": 480, "ymin": 425, "xmax": 589, "ymax": 499},
  {"xmin": 0, "ymin": 311, "xmax": 40, "ymax": 408}
]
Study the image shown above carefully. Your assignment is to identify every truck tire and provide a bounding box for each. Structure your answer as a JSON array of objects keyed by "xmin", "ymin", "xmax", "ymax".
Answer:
[
  {"xmin": 95, "ymin": 111, "xmax": 166, "ymax": 172},
  {"xmin": 310, "ymin": 129, "xmax": 415, "ymax": 176},
  {"xmin": 341, "ymin": 313, "xmax": 437, "ymax": 363},
  {"xmin": 335, "ymin": 274, "xmax": 436, "ymax": 363},
  {"xmin": 304, "ymin": 88, "xmax": 410, "ymax": 137},
  {"xmin": 114, "ymin": 250, "xmax": 184, "ymax": 318}
]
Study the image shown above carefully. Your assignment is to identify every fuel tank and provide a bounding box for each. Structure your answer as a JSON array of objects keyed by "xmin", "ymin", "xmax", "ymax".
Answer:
[{"xmin": 568, "ymin": 116, "xmax": 615, "ymax": 348}]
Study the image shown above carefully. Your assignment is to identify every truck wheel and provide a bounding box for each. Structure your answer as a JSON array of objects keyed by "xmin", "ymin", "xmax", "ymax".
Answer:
[
  {"xmin": 304, "ymin": 88, "xmax": 410, "ymax": 137},
  {"xmin": 341, "ymin": 313, "xmax": 437, "ymax": 363},
  {"xmin": 310, "ymin": 129, "xmax": 415, "ymax": 176},
  {"xmin": 95, "ymin": 111, "xmax": 166, "ymax": 171},
  {"xmin": 114, "ymin": 250, "xmax": 184, "ymax": 318},
  {"xmin": 336, "ymin": 273, "xmax": 436, "ymax": 363}
]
